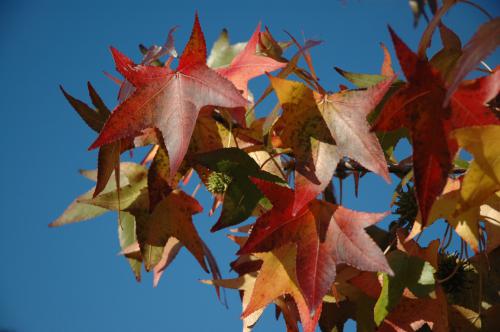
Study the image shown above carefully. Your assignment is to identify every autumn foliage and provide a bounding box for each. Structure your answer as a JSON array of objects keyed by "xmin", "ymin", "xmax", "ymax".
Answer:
[{"xmin": 54, "ymin": 1, "xmax": 500, "ymax": 331}]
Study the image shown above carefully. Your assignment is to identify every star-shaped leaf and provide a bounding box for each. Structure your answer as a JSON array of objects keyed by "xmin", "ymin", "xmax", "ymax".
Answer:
[
  {"xmin": 242, "ymin": 244, "xmax": 322, "ymax": 332},
  {"xmin": 372, "ymin": 27, "xmax": 499, "ymax": 226},
  {"xmin": 136, "ymin": 190, "xmax": 208, "ymax": 272},
  {"xmin": 89, "ymin": 14, "xmax": 247, "ymax": 178},
  {"xmin": 408, "ymin": 179, "xmax": 500, "ymax": 254},
  {"xmin": 217, "ymin": 23, "xmax": 286, "ymax": 97},
  {"xmin": 239, "ymin": 178, "xmax": 393, "ymax": 312},
  {"xmin": 270, "ymin": 76, "xmax": 392, "ymax": 214}
]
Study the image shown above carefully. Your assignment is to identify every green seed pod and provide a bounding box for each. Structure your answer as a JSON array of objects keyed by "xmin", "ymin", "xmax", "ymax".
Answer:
[{"xmin": 206, "ymin": 172, "xmax": 232, "ymax": 194}]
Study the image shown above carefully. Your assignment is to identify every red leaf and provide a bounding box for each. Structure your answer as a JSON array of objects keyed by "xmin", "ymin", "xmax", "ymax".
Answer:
[
  {"xmin": 372, "ymin": 27, "xmax": 499, "ymax": 225},
  {"xmin": 239, "ymin": 179, "xmax": 393, "ymax": 311},
  {"xmin": 444, "ymin": 18, "xmax": 500, "ymax": 105},
  {"xmin": 270, "ymin": 76, "xmax": 392, "ymax": 215},
  {"xmin": 89, "ymin": 14, "xmax": 247, "ymax": 178},
  {"xmin": 217, "ymin": 23, "xmax": 286, "ymax": 98},
  {"xmin": 379, "ymin": 286, "xmax": 449, "ymax": 332}
]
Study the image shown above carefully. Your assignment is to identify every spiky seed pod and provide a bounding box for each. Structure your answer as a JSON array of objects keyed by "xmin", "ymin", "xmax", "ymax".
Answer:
[
  {"xmin": 394, "ymin": 185, "xmax": 418, "ymax": 230},
  {"xmin": 206, "ymin": 172, "xmax": 232, "ymax": 194},
  {"xmin": 436, "ymin": 251, "xmax": 474, "ymax": 297}
]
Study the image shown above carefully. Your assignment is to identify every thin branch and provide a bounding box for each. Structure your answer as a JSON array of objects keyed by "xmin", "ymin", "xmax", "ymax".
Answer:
[{"xmin": 335, "ymin": 158, "xmax": 467, "ymax": 177}]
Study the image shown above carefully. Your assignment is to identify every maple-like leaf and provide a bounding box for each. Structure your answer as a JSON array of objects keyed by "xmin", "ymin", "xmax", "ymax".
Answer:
[
  {"xmin": 217, "ymin": 23, "xmax": 286, "ymax": 98},
  {"xmin": 334, "ymin": 43, "xmax": 407, "ymax": 164},
  {"xmin": 89, "ymin": 14, "xmax": 247, "ymax": 178},
  {"xmin": 242, "ymin": 244, "xmax": 322, "ymax": 332},
  {"xmin": 204, "ymin": 230, "xmax": 312, "ymax": 332},
  {"xmin": 372, "ymin": 27, "xmax": 500, "ymax": 226},
  {"xmin": 408, "ymin": 177, "xmax": 500, "ymax": 254},
  {"xmin": 239, "ymin": 178, "xmax": 393, "ymax": 311},
  {"xmin": 136, "ymin": 190, "xmax": 208, "ymax": 272},
  {"xmin": 270, "ymin": 76, "xmax": 392, "ymax": 214}
]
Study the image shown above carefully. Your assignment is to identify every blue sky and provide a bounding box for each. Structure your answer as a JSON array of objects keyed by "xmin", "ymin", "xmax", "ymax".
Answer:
[{"xmin": 1, "ymin": 0, "xmax": 498, "ymax": 331}]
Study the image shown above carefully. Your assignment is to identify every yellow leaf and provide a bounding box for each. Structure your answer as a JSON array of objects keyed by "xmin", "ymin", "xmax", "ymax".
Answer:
[
  {"xmin": 243, "ymin": 245, "xmax": 321, "ymax": 332},
  {"xmin": 453, "ymin": 125, "xmax": 500, "ymax": 213}
]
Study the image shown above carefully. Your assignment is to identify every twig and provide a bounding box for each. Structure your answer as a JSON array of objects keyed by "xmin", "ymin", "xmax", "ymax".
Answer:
[{"xmin": 336, "ymin": 158, "xmax": 467, "ymax": 177}]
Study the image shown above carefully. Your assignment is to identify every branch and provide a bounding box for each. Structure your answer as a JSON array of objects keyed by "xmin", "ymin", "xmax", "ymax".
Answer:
[{"xmin": 335, "ymin": 158, "xmax": 467, "ymax": 178}]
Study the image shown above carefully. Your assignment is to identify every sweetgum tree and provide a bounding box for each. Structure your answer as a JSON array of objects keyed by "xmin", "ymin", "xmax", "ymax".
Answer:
[{"xmin": 53, "ymin": 1, "xmax": 500, "ymax": 330}]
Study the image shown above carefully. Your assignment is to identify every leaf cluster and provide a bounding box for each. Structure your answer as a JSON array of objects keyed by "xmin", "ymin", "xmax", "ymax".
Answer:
[{"xmin": 54, "ymin": 2, "xmax": 500, "ymax": 331}]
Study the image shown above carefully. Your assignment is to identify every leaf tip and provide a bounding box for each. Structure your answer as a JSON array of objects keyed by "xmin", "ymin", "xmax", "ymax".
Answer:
[
  {"xmin": 88, "ymin": 141, "xmax": 99, "ymax": 151},
  {"xmin": 86, "ymin": 81, "xmax": 95, "ymax": 92},
  {"xmin": 387, "ymin": 24, "xmax": 396, "ymax": 37},
  {"xmin": 59, "ymin": 85, "xmax": 71, "ymax": 100},
  {"xmin": 209, "ymin": 224, "xmax": 220, "ymax": 233},
  {"xmin": 333, "ymin": 66, "xmax": 345, "ymax": 75}
]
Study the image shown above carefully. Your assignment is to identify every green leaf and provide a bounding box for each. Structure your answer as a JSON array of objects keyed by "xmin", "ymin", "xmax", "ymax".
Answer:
[
  {"xmin": 374, "ymin": 250, "xmax": 435, "ymax": 325},
  {"xmin": 118, "ymin": 212, "xmax": 142, "ymax": 281},
  {"xmin": 80, "ymin": 162, "xmax": 146, "ymax": 184},
  {"xmin": 334, "ymin": 67, "xmax": 388, "ymax": 89},
  {"xmin": 81, "ymin": 180, "xmax": 147, "ymax": 211},
  {"xmin": 194, "ymin": 147, "xmax": 284, "ymax": 183},
  {"xmin": 51, "ymin": 163, "xmax": 146, "ymax": 227},
  {"xmin": 50, "ymin": 188, "xmax": 108, "ymax": 227},
  {"xmin": 454, "ymin": 157, "xmax": 470, "ymax": 170},
  {"xmin": 142, "ymin": 244, "xmax": 164, "ymax": 272},
  {"xmin": 194, "ymin": 148, "xmax": 286, "ymax": 231},
  {"xmin": 376, "ymin": 129, "xmax": 409, "ymax": 164},
  {"xmin": 207, "ymin": 28, "xmax": 246, "ymax": 68},
  {"xmin": 211, "ymin": 177, "xmax": 263, "ymax": 232}
]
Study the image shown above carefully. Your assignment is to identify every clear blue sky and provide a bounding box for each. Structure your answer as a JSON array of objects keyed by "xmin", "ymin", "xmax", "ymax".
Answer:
[{"xmin": 1, "ymin": 0, "xmax": 498, "ymax": 331}]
